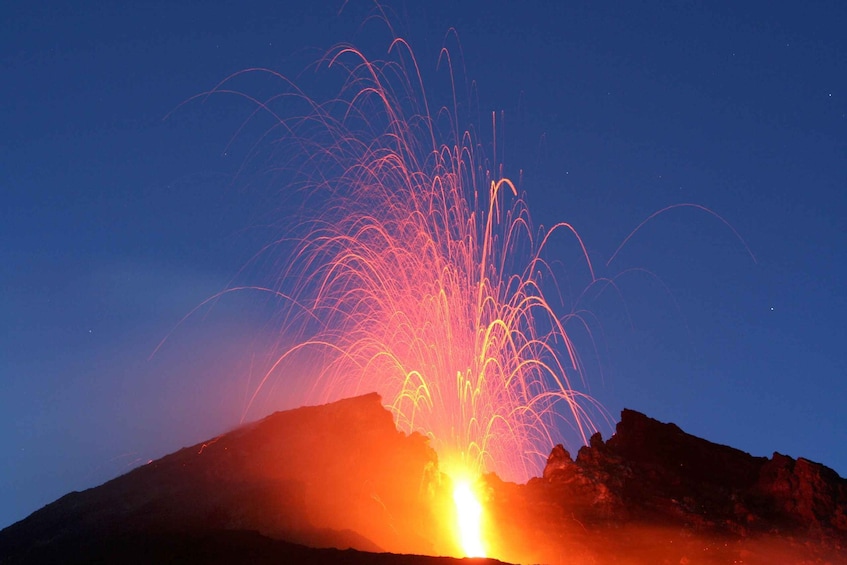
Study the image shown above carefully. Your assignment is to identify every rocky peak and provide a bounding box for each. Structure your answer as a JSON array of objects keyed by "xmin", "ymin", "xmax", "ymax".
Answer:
[{"xmin": 540, "ymin": 408, "xmax": 847, "ymax": 544}]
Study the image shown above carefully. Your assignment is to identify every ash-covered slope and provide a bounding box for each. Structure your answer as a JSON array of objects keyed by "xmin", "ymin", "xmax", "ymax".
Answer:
[
  {"xmin": 485, "ymin": 409, "xmax": 847, "ymax": 564},
  {"xmin": 0, "ymin": 393, "xmax": 471, "ymax": 564}
]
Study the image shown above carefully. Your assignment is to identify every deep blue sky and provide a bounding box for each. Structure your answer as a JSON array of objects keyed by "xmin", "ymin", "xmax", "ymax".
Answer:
[{"xmin": 2, "ymin": 1, "xmax": 844, "ymax": 528}]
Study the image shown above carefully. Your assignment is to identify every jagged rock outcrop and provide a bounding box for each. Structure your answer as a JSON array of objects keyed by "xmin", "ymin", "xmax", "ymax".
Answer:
[
  {"xmin": 483, "ymin": 409, "xmax": 846, "ymax": 564},
  {"xmin": 755, "ymin": 452, "xmax": 847, "ymax": 535},
  {"xmin": 539, "ymin": 409, "xmax": 847, "ymax": 541}
]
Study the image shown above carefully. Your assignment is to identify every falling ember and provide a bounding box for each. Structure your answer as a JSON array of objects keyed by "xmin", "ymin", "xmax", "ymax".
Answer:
[
  {"xmin": 177, "ymin": 16, "xmax": 756, "ymax": 561},
  {"xmin": 452, "ymin": 479, "xmax": 485, "ymax": 557},
  {"xmin": 157, "ymin": 13, "xmax": 761, "ymax": 562},
  {"xmin": 226, "ymin": 31, "xmax": 607, "ymax": 487}
]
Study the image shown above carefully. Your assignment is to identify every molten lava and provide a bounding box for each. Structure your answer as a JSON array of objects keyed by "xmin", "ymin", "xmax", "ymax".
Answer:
[{"xmin": 452, "ymin": 479, "xmax": 485, "ymax": 557}]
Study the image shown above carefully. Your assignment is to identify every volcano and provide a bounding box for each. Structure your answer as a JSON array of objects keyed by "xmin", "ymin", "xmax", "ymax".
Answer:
[{"xmin": 2, "ymin": 394, "xmax": 845, "ymax": 564}]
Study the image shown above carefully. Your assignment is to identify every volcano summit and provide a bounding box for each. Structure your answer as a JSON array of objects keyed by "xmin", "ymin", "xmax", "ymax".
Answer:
[{"xmin": 1, "ymin": 394, "xmax": 844, "ymax": 564}]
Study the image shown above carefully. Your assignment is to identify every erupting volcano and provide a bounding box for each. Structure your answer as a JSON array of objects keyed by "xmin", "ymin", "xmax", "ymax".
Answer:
[
  {"xmin": 194, "ymin": 30, "xmax": 616, "ymax": 557},
  {"xmin": 4, "ymin": 11, "xmax": 845, "ymax": 565},
  {"xmin": 3, "ymin": 395, "xmax": 845, "ymax": 564},
  {"xmin": 230, "ymin": 38, "xmax": 608, "ymax": 489}
]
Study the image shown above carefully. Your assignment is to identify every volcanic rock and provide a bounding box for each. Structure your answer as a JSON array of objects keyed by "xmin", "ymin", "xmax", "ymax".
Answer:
[
  {"xmin": 483, "ymin": 409, "xmax": 847, "ymax": 564},
  {"xmin": 0, "ymin": 394, "xmax": 474, "ymax": 564},
  {"xmin": 2, "ymin": 399, "xmax": 846, "ymax": 564}
]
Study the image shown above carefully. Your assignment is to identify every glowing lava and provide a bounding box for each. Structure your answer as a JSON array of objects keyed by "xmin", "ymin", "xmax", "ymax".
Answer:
[
  {"xmin": 170, "ymin": 14, "xmax": 757, "ymax": 562},
  {"xmin": 452, "ymin": 479, "xmax": 485, "ymax": 557}
]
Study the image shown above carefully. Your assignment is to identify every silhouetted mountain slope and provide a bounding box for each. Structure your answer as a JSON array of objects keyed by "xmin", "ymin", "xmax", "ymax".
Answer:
[
  {"xmin": 1, "ymin": 529, "xmax": 508, "ymax": 565},
  {"xmin": 2, "ymin": 396, "xmax": 845, "ymax": 564},
  {"xmin": 0, "ymin": 394, "xmax": 459, "ymax": 563}
]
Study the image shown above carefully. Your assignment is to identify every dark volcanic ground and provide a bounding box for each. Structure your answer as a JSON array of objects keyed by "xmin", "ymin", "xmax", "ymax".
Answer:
[
  {"xmin": 485, "ymin": 410, "xmax": 847, "ymax": 564},
  {"xmin": 2, "ymin": 394, "xmax": 845, "ymax": 564}
]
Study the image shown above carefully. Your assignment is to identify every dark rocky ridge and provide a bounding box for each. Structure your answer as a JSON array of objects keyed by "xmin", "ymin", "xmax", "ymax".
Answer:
[
  {"xmin": 539, "ymin": 408, "xmax": 847, "ymax": 537},
  {"xmin": 483, "ymin": 409, "xmax": 847, "ymax": 564},
  {"xmin": 2, "ymin": 396, "xmax": 845, "ymax": 564}
]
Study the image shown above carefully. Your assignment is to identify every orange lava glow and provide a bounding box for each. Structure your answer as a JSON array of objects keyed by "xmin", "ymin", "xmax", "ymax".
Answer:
[{"xmin": 452, "ymin": 478, "xmax": 485, "ymax": 557}]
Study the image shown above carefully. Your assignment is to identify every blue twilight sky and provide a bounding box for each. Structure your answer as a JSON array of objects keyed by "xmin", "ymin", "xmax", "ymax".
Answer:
[{"xmin": 2, "ymin": 1, "xmax": 845, "ymax": 528}]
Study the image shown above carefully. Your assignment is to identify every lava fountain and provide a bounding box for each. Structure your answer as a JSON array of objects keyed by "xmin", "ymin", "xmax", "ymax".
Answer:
[
  {"xmin": 209, "ymin": 29, "xmax": 607, "ymax": 557},
  {"xmin": 453, "ymin": 480, "xmax": 485, "ymax": 556}
]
